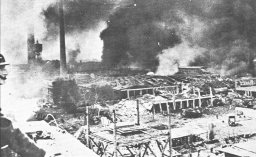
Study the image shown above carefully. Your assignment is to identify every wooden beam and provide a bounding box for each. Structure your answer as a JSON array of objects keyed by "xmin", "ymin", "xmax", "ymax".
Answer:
[
  {"xmin": 152, "ymin": 104, "xmax": 155, "ymax": 120},
  {"xmin": 113, "ymin": 109, "xmax": 118, "ymax": 157},
  {"xmin": 147, "ymin": 144, "xmax": 158, "ymax": 157},
  {"xmin": 210, "ymin": 87, "xmax": 213, "ymax": 106},
  {"xmin": 159, "ymin": 103, "xmax": 163, "ymax": 113},
  {"xmin": 136, "ymin": 99, "xmax": 140, "ymax": 125},
  {"xmin": 126, "ymin": 146, "xmax": 134, "ymax": 156},
  {"xmin": 142, "ymin": 142, "xmax": 150, "ymax": 157},
  {"xmin": 127, "ymin": 90, "xmax": 130, "ymax": 100},
  {"xmin": 169, "ymin": 95, "xmax": 174, "ymax": 157},
  {"xmin": 84, "ymin": 108, "xmax": 87, "ymax": 126},
  {"xmin": 152, "ymin": 96, "xmax": 213, "ymax": 108},
  {"xmin": 86, "ymin": 106, "xmax": 90, "ymax": 148},
  {"xmin": 121, "ymin": 86, "xmax": 176, "ymax": 92},
  {"xmin": 173, "ymin": 102, "xmax": 176, "ymax": 110},
  {"xmin": 198, "ymin": 89, "xmax": 202, "ymax": 108}
]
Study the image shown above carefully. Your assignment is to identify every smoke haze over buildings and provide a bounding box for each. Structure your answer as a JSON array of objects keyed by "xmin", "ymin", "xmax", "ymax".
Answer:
[
  {"xmin": 1, "ymin": 0, "xmax": 256, "ymax": 123},
  {"xmin": 101, "ymin": 0, "xmax": 256, "ymax": 75},
  {"xmin": 1, "ymin": 0, "xmax": 256, "ymax": 75},
  {"xmin": 1, "ymin": 0, "xmax": 117, "ymax": 63}
]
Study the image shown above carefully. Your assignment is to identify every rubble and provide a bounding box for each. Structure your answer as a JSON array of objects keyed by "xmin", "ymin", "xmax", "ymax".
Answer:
[
  {"xmin": 181, "ymin": 108, "xmax": 203, "ymax": 118},
  {"xmin": 12, "ymin": 66, "xmax": 256, "ymax": 157}
]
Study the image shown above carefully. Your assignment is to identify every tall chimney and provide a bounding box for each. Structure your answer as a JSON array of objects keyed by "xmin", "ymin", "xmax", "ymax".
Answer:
[
  {"xmin": 59, "ymin": 0, "xmax": 67, "ymax": 75},
  {"xmin": 27, "ymin": 0, "xmax": 35, "ymax": 64},
  {"xmin": 27, "ymin": 31, "xmax": 35, "ymax": 64}
]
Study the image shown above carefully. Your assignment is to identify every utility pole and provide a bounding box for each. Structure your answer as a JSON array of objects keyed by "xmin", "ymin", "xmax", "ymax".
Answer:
[
  {"xmin": 59, "ymin": 0, "xmax": 67, "ymax": 75},
  {"xmin": 168, "ymin": 96, "xmax": 174, "ymax": 157},
  {"xmin": 113, "ymin": 109, "xmax": 118, "ymax": 157},
  {"xmin": 86, "ymin": 106, "xmax": 90, "ymax": 148},
  {"xmin": 136, "ymin": 99, "xmax": 140, "ymax": 125}
]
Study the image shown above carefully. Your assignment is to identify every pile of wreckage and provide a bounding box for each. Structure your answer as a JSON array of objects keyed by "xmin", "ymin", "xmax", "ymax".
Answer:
[
  {"xmin": 44, "ymin": 75, "xmax": 231, "ymax": 120},
  {"xmin": 40, "ymin": 74, "xmax": 256, "ymax": 157},
  {"xmin": 44, "ymin": 73, "xmax": 247, "ymax": 124}
]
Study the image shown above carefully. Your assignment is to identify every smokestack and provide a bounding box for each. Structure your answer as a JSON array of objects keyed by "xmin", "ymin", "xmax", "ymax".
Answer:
[
  {"xmin": 27, "ymin": 0, "xmax": 35, "ymax": 64},
  {"xmin": 59, "ymin": 0, "xmax": 67, "ymax": 75},
  {"xmin": 27, "ymin": 31, "xmax": 35, "ymax": 64}
]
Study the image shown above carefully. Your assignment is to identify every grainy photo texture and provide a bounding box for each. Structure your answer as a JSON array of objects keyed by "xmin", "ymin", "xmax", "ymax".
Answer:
[{"xmin": 1, "ymin": 0, "xmax": 256, "ymax": 157}]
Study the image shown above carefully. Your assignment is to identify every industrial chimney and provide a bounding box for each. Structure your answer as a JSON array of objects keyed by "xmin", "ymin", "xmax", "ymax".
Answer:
[
  {"xmin": 27, "ymin": 31, "xmax": 35, "ymax": 64},
  {"xmin": 59, "ymin": 0, "xmax": 67, "ymax": 75},
  {"xmin": 26, "ymin": 0, "xmax": 35, "ymax": 64}
]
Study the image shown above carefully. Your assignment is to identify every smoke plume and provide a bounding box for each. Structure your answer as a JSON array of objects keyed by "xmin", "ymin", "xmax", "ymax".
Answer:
[
  {"xmin": 100, "ymin": 0, "xmax": 181, "ymax": 70},
  {"xmin": 0, "ymin": 0, "xmax": 120, "ymax": 121},
  {"xmin": 194, "ymin": 0, "xmax": 256, "ymax": 76},
  {"xmin": 1, "ymin": 0, "xmax": 118, "ymax": 63},
  {"xmin": 156, "ymin": 42, "xmax": 205, "ymax": 75},
  {"xmin": 101, "ymin": 0, "xmax": 256, "ymax": 76},
  {"xmin": 2, "ymin": 0, "xmax": 256, "ymax": 75},
  {"xmin": 41, "ymin": 0, "xmax": 117, "ymax": 61},
  {"xmin": 1, "ymin": 0, "xmax": 57, "ymax": 64}
]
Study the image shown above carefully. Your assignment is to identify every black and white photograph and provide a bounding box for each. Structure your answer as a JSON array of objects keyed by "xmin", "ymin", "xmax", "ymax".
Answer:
[{"xmin": 1, "ymin": 0, "xmax": 256, "ymax": 156}]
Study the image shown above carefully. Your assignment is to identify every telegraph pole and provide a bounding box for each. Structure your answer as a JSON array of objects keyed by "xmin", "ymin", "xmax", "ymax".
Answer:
[
  {"xmin": 113, "ymin": 109, "xmax": 118, "ymax": 157},
  {"xmin": 168, "ymin": 96, "xmax": 174, "ymax": 157}
]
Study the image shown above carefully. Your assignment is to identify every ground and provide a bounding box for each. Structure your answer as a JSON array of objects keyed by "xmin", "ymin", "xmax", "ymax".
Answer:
[
  {"xmin": 4, "ymin": 67, "xmax": 256, "ymax": 156},
  {"xmin": 34, "ymin": 100, "xmax": 256, "ymax": 157}
]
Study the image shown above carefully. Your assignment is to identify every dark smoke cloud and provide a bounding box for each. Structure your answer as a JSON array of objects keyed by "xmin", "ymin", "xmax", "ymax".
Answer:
[
  {"xmin": 101, "ymin": 0, "xmax": 256, "ymax": 75},
  {"xmin": 40, "ymin": 0, "xmax": 121, "ymax": 61},
  {"xmin": 189, "ymin": 0, "xmax": 256, "ymax": 75},
  {"xmin": 42, "ymin": 0, "xmax": 116, "ymax": 40},
  {"xmin": 39, "ymin": 0, "xmax": 256, "ymax": 75},
  {"xmin": 101, "ymin": 0, "xmax": 181, "ymax": 70}
]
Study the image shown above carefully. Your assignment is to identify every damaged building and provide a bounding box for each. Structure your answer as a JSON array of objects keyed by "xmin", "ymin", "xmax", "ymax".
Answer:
[{"xmin": 3, "ymin": 0, "xmax": 256, "ymax": 157}]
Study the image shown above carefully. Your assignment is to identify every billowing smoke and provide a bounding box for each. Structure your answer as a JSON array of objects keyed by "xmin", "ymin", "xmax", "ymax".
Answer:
[
  {"xmin": 2, "ymin": 0, "xmax": 256, "ymax": 75},
  {"xmin": 156, "ymin": 10, "xmax": 208, "ymax": 75},
  {"xmin": 1, "ymin": 0, "xmax": 118, "ymax": 121},
  {"xmin": 100, "ymin": 0, "xmax": 207, "ymax": 70},
  {"xmin": 156, "ymin": 42, "xmax": 205, "ymax": 75},
  {"xmin": 100, "ymin": 0, "xmax": 181, "ymax": 70},
  {"xmin": 1, "ymin": 0, "xmax": 56, "ymax": 64},
  {"xmin": 101, "ymin": 0, "xmax": 256, "ymax": 76},
  {"xmin": 1, "ymin": 0, "xmax": 118, "ymax": 63},
  {"xmin": 1, "ymin": 65, "xmax": 51, "ymax": 122},
  {"xmin": 41, "ymin": 0, "xmax": 117, "ymax": 61},
  {"xmin": 192, "ymin": 0, "xmax": 256, "ymax": 76}
]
